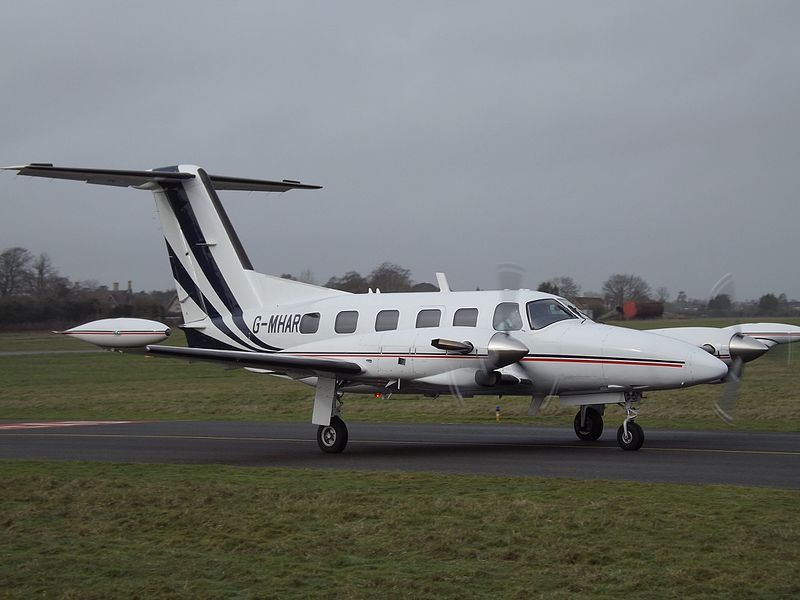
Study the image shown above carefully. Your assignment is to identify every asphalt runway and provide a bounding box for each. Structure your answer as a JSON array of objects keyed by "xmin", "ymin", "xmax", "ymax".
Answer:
[{"xmin": 1, "ymin": 420, "xmax": 798, "ymax": 489}]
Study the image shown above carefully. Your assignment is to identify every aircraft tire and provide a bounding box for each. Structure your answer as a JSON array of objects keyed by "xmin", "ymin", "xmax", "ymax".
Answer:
[
  {"xmin": 317, "ymin": 416, "xmax": 348, "ymax": 453},
  {"xmin": 573, "ymin": 408, "xmax": 603, "ymax": 441},
  {"xmin": 616, "ymin": 422, "xmax": 644, "ymax": 451}
]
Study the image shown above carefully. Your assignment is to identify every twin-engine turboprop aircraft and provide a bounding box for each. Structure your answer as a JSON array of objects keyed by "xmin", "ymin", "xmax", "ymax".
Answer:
[{"xmin": 6, "ymin": 163, "xmax": 799, "ymax": 452}]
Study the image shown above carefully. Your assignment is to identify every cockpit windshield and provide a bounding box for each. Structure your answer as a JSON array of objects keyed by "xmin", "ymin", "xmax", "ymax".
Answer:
[
  {"xmin": 564, "ymin": 301, "xmax": 592, "ymax": 321},
  {"xmin": 527, "ymin": 299, "xmax": 578, "ymax": 330}
]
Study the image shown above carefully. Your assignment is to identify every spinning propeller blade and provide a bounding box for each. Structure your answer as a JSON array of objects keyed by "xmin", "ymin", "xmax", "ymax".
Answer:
[{"xmin": 712, "ymin": 334, "xmax": 767, "ymax": 423}]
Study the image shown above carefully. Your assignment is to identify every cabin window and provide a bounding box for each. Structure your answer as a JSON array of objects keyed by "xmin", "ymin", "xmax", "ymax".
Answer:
[
  {"xmin": 416, "ymin": 309, "xmax": 441, "ymax": 328},
  {"xmin": 527, "ymin": 299, "xmax": 576, "ymax": 330},
  {"xmin": 299, "ymin": 312, "xmax": 320, "ymax": 334},
  {"xmin": 453, "ymin": 308, "xmax": 478, "ymax": 327},
  {"xmin": 375, "ymin": 310, "xmax": 399, "ymax": 332},
  {"xmin": 335, "ymin": 310, "xmax": 359, "ymax": 334},
  {"xmin": 493, "ymin": 302, "xmax": 523, "ymax": 331}
]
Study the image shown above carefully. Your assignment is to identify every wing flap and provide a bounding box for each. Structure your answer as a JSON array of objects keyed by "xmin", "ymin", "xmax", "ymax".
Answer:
[{"xmin": 146, "ymin": 345, "xmax": 362, "ymax": 376}]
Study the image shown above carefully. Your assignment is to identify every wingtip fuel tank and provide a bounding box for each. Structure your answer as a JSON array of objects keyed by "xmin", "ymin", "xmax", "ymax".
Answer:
[{"xmin": 59, "ymin": 318, "xmax": 171, "ymax": 349}]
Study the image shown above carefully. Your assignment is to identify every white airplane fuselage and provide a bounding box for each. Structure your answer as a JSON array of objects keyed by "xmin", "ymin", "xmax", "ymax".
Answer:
[{"xmin": 236, "ymin": 288, "xmax": 729, "ymax": 398}]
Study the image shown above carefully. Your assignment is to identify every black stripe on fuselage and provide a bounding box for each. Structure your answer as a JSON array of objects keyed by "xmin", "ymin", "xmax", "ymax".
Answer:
[
  {"xmin": 164, "ymin": 239, "xmax": 280, "ymax": 352},
  {"xmin": 182, "ymin": 328, "xmax": 249, "ymax": 351},
  {"xmin": 159, "ymin": 182, "xmax": 278, "ymax": 352},
  {"xmin": 161, "ymin": 183, "xmax": 239, "ymax": 311},
  {"xmin": 165, "ymin": 240, "xmax": 207, "ymax": 313},
  {"xmin": 197, "ymin": 168, "xmax": 254, "ymax": 271}
]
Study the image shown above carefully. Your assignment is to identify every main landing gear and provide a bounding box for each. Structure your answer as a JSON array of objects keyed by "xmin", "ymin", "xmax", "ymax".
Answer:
[
  {"xmin": 313, "ymin": 378, "xmax": 349, "ymax": 454},
  {"xmin": 573, "ymin": 406, "xmax": 604, "ymax": 441},
  {"xmin": 573, "ymin": 392, "xmax": 645, "ymax": 451},
  {"xmin": 317, "ymin": 415, "xmax": 349, "ymax": 453}
]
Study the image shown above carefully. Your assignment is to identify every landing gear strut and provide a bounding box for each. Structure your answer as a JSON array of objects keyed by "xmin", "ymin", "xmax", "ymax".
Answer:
[
  {"xmin": 574, "ymin": 406, "xmax": 603, "ymax": 441},
  {"xmin": 313, "ymin": 378, "xmax": 349, "ymax": 454},
  {"xmin": 616, "ymin": 392, "xmax": 644, "ymax": 451}
]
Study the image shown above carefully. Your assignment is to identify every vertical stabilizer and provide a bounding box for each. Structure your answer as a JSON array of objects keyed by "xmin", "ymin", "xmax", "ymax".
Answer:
[{"xmin": 3, "ymin": 162, "xmax": 346, "ymax": 351}]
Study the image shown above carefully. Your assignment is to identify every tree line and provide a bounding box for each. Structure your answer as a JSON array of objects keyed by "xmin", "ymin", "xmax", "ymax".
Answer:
[
  {"xmin": 1, "ymin": 245, "xmax": 796, "ymax": 328},
  {"xmin": 282, "ymin": 262, "xmax": 435, "ymax": 294},
  {"xmin": 0, "ymin": 247, "xmax": 169, "ymax": 329}
]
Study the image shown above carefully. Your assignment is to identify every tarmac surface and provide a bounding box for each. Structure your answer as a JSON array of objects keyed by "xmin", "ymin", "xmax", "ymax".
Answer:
[{"xmin": 1, "ymin": 420, "xmax": 799, "ymax": 489}]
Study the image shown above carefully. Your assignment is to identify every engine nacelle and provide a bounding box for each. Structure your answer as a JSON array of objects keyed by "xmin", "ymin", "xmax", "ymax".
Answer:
[
  {"xmin": 647, "ymin": 326, "xmax": 768, "ymax": 365},
  {"xmin": 59, "ymin": 318, "xmax": 171, "ymax": 348}
]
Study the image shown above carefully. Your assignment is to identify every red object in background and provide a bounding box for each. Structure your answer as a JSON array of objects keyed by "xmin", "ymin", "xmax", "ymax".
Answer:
[{"xmin": 623, "ymin": 301, "xmax": 664, "ymax": 319}]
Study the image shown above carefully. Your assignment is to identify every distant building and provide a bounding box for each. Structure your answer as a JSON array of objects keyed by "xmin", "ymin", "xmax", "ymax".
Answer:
[{"xmin": 573, "ymin": 296, "xmax": 605, "ymax": 319}]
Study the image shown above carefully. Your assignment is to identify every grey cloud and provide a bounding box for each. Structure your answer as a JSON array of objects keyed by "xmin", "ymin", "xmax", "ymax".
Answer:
[{"xmin": 1, "ymin": 0, "xmax": 798, "ymax": 301}]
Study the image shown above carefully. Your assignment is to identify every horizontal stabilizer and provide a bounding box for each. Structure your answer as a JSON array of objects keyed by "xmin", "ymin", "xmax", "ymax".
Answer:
[
  {"xmin": 3, "ymin": 164, "xmax": 321, "ymax": 192},
  {"xmin": 147, "ymin": 345, "xmax": 362, "ymax": 376}
]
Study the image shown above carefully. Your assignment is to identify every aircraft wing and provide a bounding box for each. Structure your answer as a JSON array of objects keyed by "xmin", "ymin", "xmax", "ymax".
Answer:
[
  {"xmin": 146, "ymin": 345, "xmax": 362, "ymax": 377},
  {"xmin": 2, "ymin": 164, "xmax": 320, "ymax": 191}
]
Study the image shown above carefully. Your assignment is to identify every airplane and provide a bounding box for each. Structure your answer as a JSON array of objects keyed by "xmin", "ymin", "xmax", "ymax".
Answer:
[{"xmin": 5, "ymin": 163, "xmax": 799, "ymax": 453}]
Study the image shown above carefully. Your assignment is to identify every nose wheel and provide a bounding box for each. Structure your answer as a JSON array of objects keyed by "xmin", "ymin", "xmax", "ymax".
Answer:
[
  {"xmin": 617, "ymin": 421, "xmax": 644, "ymax": 451},
  {"xmin": 617, "ymin": 393, "xmax": 644, "ymax": 451}
]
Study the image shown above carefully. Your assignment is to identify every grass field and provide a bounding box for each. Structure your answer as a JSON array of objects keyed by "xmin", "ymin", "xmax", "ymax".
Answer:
[
  {"xmin": 1, "ymin": 318, "xmax": 799, "ymax": 431},
  {"xmin": 2, "ymin": 320, "xmax": 799, "ymax": 598},
  {"xmin": 1, "ymin": 461, "xmax": 798, "ymax": 599}
]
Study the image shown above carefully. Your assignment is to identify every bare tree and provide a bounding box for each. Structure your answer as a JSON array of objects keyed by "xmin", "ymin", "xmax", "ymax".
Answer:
[
  {"xmin": 32, "ymin": 253, "xmax": 58, "ymax": 298},
  {"xmin": 0, "ymin": 247, "xmax": 33, "ymax": 297},
  {"xmin": 602, "ymin": 274, "xmax": 651, "ymax": 308},
  {"xmin": 656, "ymin": 286, "xmax": 670, "ymax": 303},
  {"xmin": 297, "ymin": 269, "xmax": 316, "ymax": 285},
  {"xmin": 537, "ymin": 280, "xmax": 559, "ymax": 295},
  {"xmin": 552, "ymin": 276, "xmax": 581, "ymax": 301},
  {"xmin": 369, "ymin": 262, "xmax": 412, "ymax": 292}
]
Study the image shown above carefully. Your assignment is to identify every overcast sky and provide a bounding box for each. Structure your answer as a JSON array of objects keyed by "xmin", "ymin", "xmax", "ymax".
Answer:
[{"xmin": 1, "ymin": 1, "xmax": 798, "ymax": 301}]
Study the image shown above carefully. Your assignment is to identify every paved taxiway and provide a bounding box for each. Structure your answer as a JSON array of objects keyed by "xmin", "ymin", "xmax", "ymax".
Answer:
[{"xmin": 1, "ymin": 420, "xmax": 798, "ymax": 489}]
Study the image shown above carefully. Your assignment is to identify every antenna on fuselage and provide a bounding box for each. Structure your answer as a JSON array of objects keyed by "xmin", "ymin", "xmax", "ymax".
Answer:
[{"xmin": 435, "ymin": 272, "xmax": 451, "ymax": 293}]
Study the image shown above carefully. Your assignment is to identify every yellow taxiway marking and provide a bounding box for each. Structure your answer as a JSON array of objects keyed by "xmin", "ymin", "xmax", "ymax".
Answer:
[{"xmin": 1, "ymin": 431, "xmax": 799, "ymax": 456}]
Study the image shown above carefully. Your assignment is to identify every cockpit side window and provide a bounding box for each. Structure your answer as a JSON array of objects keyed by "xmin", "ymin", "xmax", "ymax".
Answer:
[
  {"xmin": 492, "ymin": 302, "xmax": 523, "ymax": 331},
  {"xmin": 526, "ymin": 299, "xmax": 577, "ymax": 330}
]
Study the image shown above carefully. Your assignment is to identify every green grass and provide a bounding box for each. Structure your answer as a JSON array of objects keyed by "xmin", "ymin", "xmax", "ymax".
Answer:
[
  {"xmin": 0, "ymin": 330, "xmax": 96, "ymax": 352},
  {"xmin": 619, "ymin": 316, "xmax": 800, "ymax": 330},
  {"xmin": 0, "ymin": 320, "xmax": 798, "ymax": 430},
  {"xmin": 1, "ymin": 461, "xmax": 798, "ymax": 599}
]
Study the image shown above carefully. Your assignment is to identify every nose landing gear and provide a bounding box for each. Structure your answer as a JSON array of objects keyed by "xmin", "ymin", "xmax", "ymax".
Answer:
[{"xmin": 617, "ymin": 392, "xmax": 644, "ymax": 451}]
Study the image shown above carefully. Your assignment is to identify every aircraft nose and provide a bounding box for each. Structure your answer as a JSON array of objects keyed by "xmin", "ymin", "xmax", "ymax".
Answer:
[{"xmin": 688, "ymin": 347, "xmax": 729, "ymax": 384}]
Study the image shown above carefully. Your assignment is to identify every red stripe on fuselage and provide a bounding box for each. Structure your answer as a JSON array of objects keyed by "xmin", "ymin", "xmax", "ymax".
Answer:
[
  {"xmin": 287, "ymin": 352, "xmax": 683, "ymax": 368},
  {"xmin": 63, "ymin": 331, "xmax": 165, "ymax": 335},
  {"xmin": 520, "ymin": 357, "xmax": 683, "ymax": 368}
]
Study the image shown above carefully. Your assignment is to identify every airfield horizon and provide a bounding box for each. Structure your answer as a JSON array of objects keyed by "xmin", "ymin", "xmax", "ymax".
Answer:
[{"xmin": 1, "ymin": 317, "xmax": 798, "ymax": 432}]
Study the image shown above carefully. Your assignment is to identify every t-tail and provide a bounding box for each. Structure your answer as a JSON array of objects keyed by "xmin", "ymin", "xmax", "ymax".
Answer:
[{"xmin": 2, "ymin": 163, "xmax": 345, "ymax": 351}]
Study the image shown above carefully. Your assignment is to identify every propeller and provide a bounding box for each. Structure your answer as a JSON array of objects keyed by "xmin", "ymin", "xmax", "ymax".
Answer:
[
  {"xmin": 475, "ymin": 332, "xmax": 529, "ymax": 386},
  {"xmin": 712, "ymin": 332, "xmax": 768, "ymax": 424}
]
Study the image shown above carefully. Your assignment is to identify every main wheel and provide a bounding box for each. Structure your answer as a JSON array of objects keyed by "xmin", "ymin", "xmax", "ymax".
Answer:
[
  {"xmin": 574, "ymin": 408, "xmax": 603, "ymax": 441},
  {"xmin": 317, "ymin": 416, "xmax": 348, "ymax": 453},
  {"xmin": 616, "ymin": 422, "xmax": 644, "ymax": 451}
]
